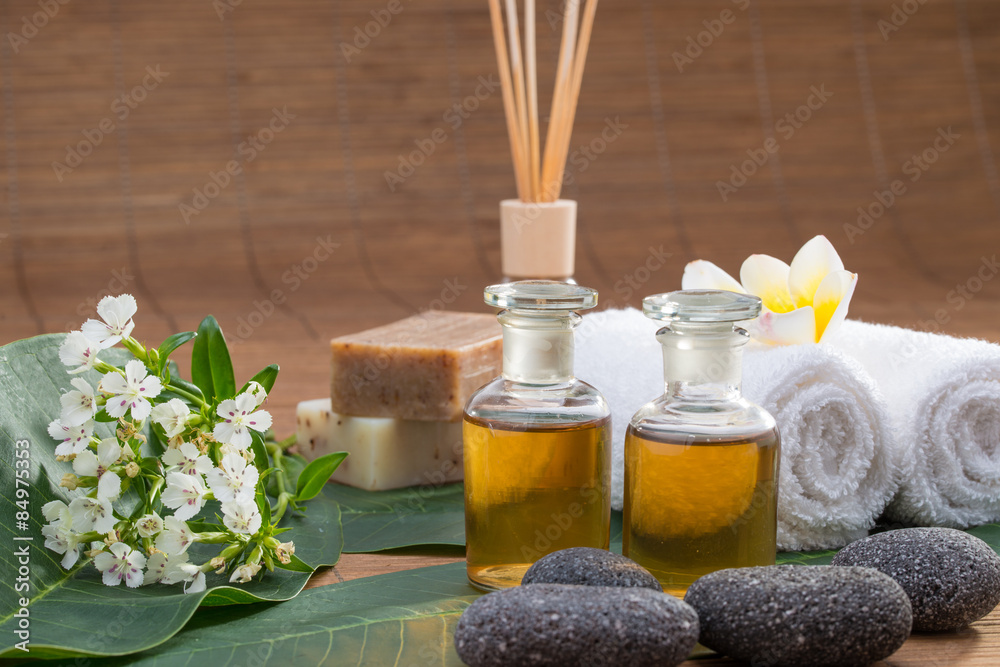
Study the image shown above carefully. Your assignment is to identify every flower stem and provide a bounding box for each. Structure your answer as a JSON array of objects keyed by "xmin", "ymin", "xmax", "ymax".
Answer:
[
  {"xmin": 266, "ymin": 442, "xmax": 295, "ymax": 524},
  {"xmin": 165, "ymin": 381, "xmax": 208, "ymax": 410}
]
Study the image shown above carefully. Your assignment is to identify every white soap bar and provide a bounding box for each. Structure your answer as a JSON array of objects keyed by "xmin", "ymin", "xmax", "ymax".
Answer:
[{"xmin": 295, "ymin": 398, "xmax": 463, "ymax": 491}]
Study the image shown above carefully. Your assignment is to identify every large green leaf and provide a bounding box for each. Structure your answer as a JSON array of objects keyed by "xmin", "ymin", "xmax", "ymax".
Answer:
[
  {"xmin": 43, "ymin": 562, "xmax": 480, "ymax": 667},
  {"xmin": 325, "ymin": 482, "xmax": 466, "ymax": 553},
  {"xmin": 327, "ymin": 481, "xmax": 1000, "ymax": 564},
  {"xmin": 0, "ymin": 335, "xmax": 342, "ymax": 659}
]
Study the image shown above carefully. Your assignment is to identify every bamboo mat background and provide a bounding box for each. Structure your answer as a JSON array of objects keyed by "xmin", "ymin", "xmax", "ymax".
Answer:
[{"xmin": 2, "ymin": 0, "xmax": 999, "ymax": 436}]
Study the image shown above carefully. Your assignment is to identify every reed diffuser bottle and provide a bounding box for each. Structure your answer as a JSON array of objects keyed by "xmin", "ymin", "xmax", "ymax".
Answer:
[
  {"xmin": 463, "ymin": 281, "xmax": 611, "ymax": 590},
  {"xmin": 487, "ymin": 0, "xmax": 599, "ymax": 282},
  {"xmin": 624, "ymin": 290, "xmax": 780, "ymax": 596}
]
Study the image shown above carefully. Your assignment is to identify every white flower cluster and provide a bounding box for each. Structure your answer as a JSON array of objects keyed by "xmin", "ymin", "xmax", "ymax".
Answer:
[{"xmin": 40, "ymin": 294, "xmax": 276, "ymax": 593}]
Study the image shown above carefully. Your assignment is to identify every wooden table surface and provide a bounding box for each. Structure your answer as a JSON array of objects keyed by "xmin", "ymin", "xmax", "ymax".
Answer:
[{"xmin": 2, "ymin": 0, "xmax": 999, "ymax": 663}]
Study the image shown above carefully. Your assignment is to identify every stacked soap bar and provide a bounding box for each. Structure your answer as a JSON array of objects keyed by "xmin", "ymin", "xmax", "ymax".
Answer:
[
  {"xmin": 297, "ymin": 399, "xmax": 463, "ymax": 491},
  {"xmin": 330, "ymin": 311, "xmax": 502, "ymax": 421},
  {"xmin": 296, "ymin": 311, "xmax": 502, "ymax": 490}
]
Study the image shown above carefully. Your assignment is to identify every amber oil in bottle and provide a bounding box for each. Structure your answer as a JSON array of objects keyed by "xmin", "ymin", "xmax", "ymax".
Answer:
[
  {"xmin": 624, "ymin": 290, "xmax": 780, "ymax": 596},
  {"xmin": 463, "ymin": 281, "xmax": 611, "ymax": 591}
]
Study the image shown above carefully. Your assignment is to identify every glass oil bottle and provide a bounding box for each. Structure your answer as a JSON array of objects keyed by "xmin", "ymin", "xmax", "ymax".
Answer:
[
  {"xmin": 624, "ymin": 290, "xmax": 780, "ymax": 597},
  {"xmin": 463, "ymin": 281, "xmax": 611, "ymax": 591}
]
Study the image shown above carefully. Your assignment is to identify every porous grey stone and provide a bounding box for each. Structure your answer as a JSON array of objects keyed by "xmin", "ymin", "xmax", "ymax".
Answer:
[
  {"xmin": 520, "ymin": 547, "xmax": 661, "ymax": 590},
  {"xmin": 684, "ymin": 565, "xmax": 911, "ymax": 667},
  {"xmin": 832, "ymin": 527, "xmax": 1000, "ymax": 632},
  {"xmin": 453, "ymin": 583, "xmax": 698, "ymax": 667}
]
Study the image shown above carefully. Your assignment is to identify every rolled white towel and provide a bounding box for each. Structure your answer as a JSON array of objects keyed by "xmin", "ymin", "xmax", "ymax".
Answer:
[
  {"xmin": 743, "ymin": 345, "xmax": 899, "ymax": 551},
  {"xmin": 830, "ymin": 320, "xmax": 1000, "ymax": 527},
  {"xmin": 575, "ymin": 308, "xmax": 900, "ymax": 552}
]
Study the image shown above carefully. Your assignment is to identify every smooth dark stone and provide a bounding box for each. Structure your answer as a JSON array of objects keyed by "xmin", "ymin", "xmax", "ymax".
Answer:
[
  {"xmin": 684, "ymin": 565, "xmax": 912, "ymax": 667},
  {"xmin": 454, "ymin": 583, "xmax": 698, "ymax": 667},
  {"xmin": 520, "ymin": 547, "xmax": 661, "ymax": 591},
  {"xmin": 832, "ymin": 527, "xmax": 1000, "ymax": 632}
]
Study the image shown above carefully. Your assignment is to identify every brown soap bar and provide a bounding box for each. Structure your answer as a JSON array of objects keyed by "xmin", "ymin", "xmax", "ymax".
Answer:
[{"xmin": 331, "ymin": 311, "xmax": 502, "ymax": 421}]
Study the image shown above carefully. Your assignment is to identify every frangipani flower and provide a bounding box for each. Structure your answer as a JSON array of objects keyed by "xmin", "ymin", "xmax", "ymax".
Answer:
[
  {"xmin": 101, "ymin": 360, "xmax": 163, "ymax": 422},
  {"xmin": 150, "ymin": 398, "xmax": 191, "ymax": 439},
  {"xmin": 59, "ymin": 331, "xmax": 101, "ymax": 374},
  {"xmin": 213, "ymin": 391, "xmax": 272, "ymax": 450},
  {"xmin": 682, "ymin": 235, "xmax": 857, "ymax": 345},
  {"xmin": 72, "ymin": 438, "xmax": 123, "ymax": 502},
  {"xmin": 81, "ymin": 294, "xmax": 137, "ymax": 349},
  {"xmin": 94, "ymin": 542, "xmax": 146, "ymax": 588}
]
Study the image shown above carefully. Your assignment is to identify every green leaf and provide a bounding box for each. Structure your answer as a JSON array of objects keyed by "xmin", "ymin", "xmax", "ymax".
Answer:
[
  {"xmin": 44, "ymin": 563, "xmax": 480, "ymax": 667},
  {"xmin": 238, "ymin": 364, "xmax": 279, "ymax": 395},
  {"xmin": 93, "ymin": 408, "xmax": 119, "ymax": 423},
  {"xmin": 325, "ymin": 482, "xmax": 466, "ymax": 553},
  {"xmin": 0, "ymin": 335, "xmax": 343, "ymax": 659},
  {"xmin": 294, "ymin": 452, "xmax": 349, "ymax": 502},
  {"xmin": 190, "ymin": 316, "xmax": 235, "ymax": 401},
  {"xmin": 156, "ymin": 332, "xmax": 196, "ymax": 369},
  {"xmin": 268, "ymin": 451, "xmax": 308, "ymax": 498}
]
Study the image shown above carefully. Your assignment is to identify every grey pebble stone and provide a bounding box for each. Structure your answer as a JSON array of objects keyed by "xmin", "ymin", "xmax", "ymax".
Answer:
[
  {"xmin": 520, "ymin": 547, "xmax": 662, "ymax": 590},
  {"xmin": 453, "ymin": 583, "xmax": 699, "ymax": 667},
  {"xmin": 831, "ymin": 527, "xmax": 1000, "ymax": 632},
  {"xmin": 684, "ymin": 565, "xmax": 912, "ymax": 667}
]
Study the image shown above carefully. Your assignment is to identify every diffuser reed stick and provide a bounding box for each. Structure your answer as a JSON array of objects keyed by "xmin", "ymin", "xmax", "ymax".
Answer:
[{"xmin": 488, "ymin": 0, "xmax": 599, "ymax": 203}]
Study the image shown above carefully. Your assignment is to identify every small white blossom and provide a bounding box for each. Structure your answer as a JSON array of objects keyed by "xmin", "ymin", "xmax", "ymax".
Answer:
[
  {"xmin": 144, "ymin": 551, "xmax": 188, "ymax": 585},
  {"xmin": 101, "ymin": 360, "xmax": 163, "ymax": 422},
  {"xmin": 59, "ymin": 331, "xmax": 101, "ymax": 374},
  {"xmin": 48, "ymin": 418, "xmax": 94, "ymax": 457},
  {"xmin": 206, "ymin": 452, "xmax": 259, "ymax": 504},
  {"xmin": 229, "ymin": 562, "xmax": 262, "ymax": 584},
  {"xmin": 150, "ymin": 398, "xmax": 191, "ymax": 439},
  {"xmin": 60, "ymin": 378, "xmax": 99, "ymax": 426},
  {"xmin": 162, "ymin": 442, "xmax": 213, "ymax": 477},
  {"xmin": 72, "ymin": 438, "xmax": 122, "ymax": 502},
  {"xmin": 94, "ymin": 542, "xmax": 146, "ymax": 588},
  {"xmin": 69, "ymin": 496, "xmax": 117, "ymax": 534},
  {"xmin": 245, "ymin": 381, "xmax": 268, "ymax": 407},
  {"xmin": 42, "ymin": 499, "xmax": 71, "ymax": 524},
  {"xmin": 81, "ymin": 294, "xmax": 137, "ymax": 349},
  {"xmin": 162, "ymin": 560, "xmax": 206, "ymax": 594},
  {"xmin": 155, "ymin": 515, "xmax": 196, "ymax": 555},
  {"xmin": 136, "ymin": 513, "xmax": 164, "ymax": 538},
  {"xmin": 221, "ymin": 500, "xmax": 262, "ymax": 535},
  {"xmin": 41, "ymin": 505, "xmax": 83, "ymax": 569},
  {"xmin": 213, "ymin": 392, "xmax": 272, "ymax": 450},
  {"xmin": 161, "ymin": 472, "xmax": 208, "ymax": 521}
]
